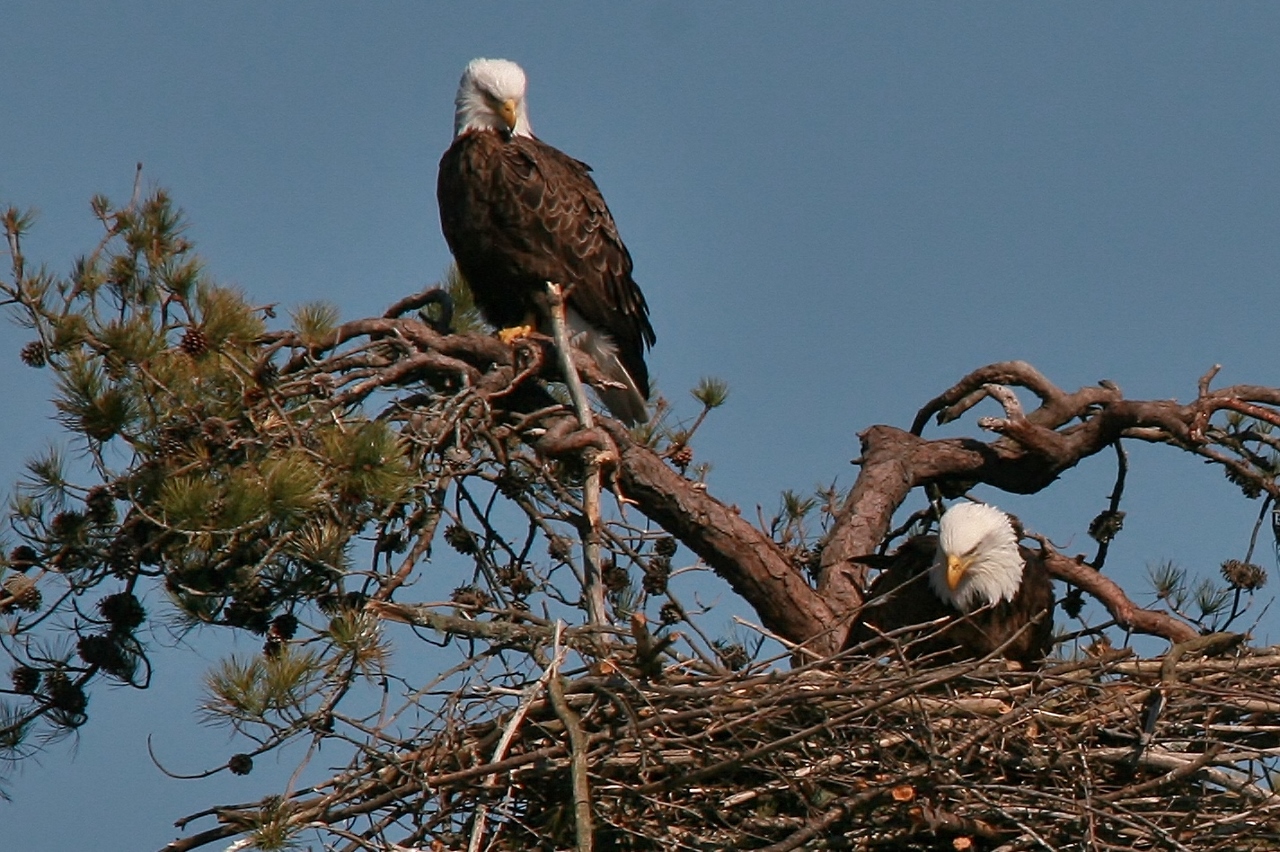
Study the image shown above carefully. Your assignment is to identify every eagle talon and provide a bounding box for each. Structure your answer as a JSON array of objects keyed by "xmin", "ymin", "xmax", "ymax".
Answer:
[{"xmin": 498, "ymin": 325, "xmax": 536, "ymax": 345}]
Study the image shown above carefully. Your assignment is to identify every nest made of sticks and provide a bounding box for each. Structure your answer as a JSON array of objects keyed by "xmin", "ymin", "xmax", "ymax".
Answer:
[{"xmin": 382, "ymin": 635, "xmax": 1280, "ymax": 852}]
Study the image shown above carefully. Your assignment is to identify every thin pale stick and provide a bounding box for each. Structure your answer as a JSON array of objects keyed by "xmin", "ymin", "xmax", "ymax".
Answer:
[{"xmin": 545, "ymin": 281, "xmax": 608, "ymax": 628}]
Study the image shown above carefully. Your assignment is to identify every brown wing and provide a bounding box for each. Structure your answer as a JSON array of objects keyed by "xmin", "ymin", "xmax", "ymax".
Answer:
[
  {"xmin": 845, "ymin": 536, "xmax": 954, "ymax": 657},
  {"xmin": 847, "ymin": 537, "xmax": 1055, "ymax": 667},
  {"xmin": 996, "ymin": 548, "xmax": 1055, "ymax": 666},
  {"xmin": 437, "ymin": 130, "xmax": 655, "ymax": 396}
]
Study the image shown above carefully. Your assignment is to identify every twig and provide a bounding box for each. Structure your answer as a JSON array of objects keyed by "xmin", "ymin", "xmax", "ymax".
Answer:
[
  {"xmin": 545, "ymin": 281, "xmax": 608, "ymax": 629},
  {"xmin": 467, "ymin": 623, "xmax": 570, "ymax": 852},
  {"xmin": 364, "ymin": 601, "xmax": 622, "ymax": 653},
  {"xmin": 130, "ymin": 161, "xmax": 144, "ymax": 208},
  {"xmin": 730, "ymin": 615, "xmax": 825, "ymax": 662},
  {"xmin": 1243, "ymin": 493, "xmax": 1273, "ymax": 565},
  {"xmin": 1091, "ymin": 439, "xmax": 1128, "ymax": 571},
  {"xmin": 547, "ymin": 626, "xmax": 593, "ymax": 852}
]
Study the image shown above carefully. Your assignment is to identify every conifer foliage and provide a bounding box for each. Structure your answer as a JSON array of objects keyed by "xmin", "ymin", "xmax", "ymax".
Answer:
[
  {"xmin": 0, "ymin": 190, "xmax": 432, "ymax": 768},
  {"xmin": 0, "ymin": 187, "xmax": 724, "ymax": 845}
]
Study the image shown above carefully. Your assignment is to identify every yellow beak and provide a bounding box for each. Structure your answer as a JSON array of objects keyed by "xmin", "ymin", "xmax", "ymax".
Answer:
[
  {"xmin": 946, "ymin": 554, "xmax": 970, "ymax": 591},
  {"xmin": 498, "ymin": 98, "xmax": 518, "ymax": 132}
]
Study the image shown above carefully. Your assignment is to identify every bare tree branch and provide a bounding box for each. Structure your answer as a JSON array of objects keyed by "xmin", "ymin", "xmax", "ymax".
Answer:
[
  {"xmin": 1037, "ymin": 546, "xmax": 1198, "ymax": 644},
  {"xmin": 601, "ymin": 420, "xmax": 837, "ymax": 645}
]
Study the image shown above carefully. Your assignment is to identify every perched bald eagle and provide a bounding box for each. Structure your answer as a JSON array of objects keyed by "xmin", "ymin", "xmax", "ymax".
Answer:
[
  {"xmin": 847, "ymin": 502, "xmax": 1055, "ymax": 667},
  {"xmin": 437, "ymin": 58, "xmax": 656, "ymax": 424}
]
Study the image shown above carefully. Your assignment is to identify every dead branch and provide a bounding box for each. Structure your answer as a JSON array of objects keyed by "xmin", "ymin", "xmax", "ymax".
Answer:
[
  {"xmin": 292, "ymin": 322, "xmax": 1276, "ymax": 656},
  {"xmin": 815, "ymin": 362, "xmax": 1280, "ymax": 651},
  {"xmin": 1038, "ymin": 547, "xmax": 1199, "ymax": 644},
  {"xmin": 549, "ymin": 659, "xmax": 594, "ymax": 852},
  {"xmin": 545, "ymin": 281, "xmax": 608, "ymax": 630},
  {"xmin": 601, "ymin": 420, "xmax": 836, "ymax": 646}
]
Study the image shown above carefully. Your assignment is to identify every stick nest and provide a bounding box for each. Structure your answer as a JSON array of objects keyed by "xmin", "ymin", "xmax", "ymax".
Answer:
[{"xmin": 398, "ymin": 640, "xmax": 1280, "ymax": 851}]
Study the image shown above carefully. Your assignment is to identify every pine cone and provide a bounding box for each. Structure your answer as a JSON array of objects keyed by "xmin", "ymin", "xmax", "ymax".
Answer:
[
  {"xmin": 85, "ymin": 486, "xmax": 117, "ymax": 526},
  {"xmin": 642, "ymin": 555, "xmax": 671, "ymax": 596},
  {"xmin": 1225, "ymin": 466, "xmax": 1263, "ymax": 499},
  {"xmin": 497, "ymin": 565, "xmax": 535, "ymax": 597},
  {"xmin": 99, "ymin": 592, "xmax": 146, "ymax": 632},
  {"xmin": 1, "ymin": 575, "xmax": 42, "ymax": 613},
  {"xmin": 451, "ymin": 584, "xmax": 492, "ymax": 610},
  {"xmin": 444, "ymin": 524, "xmax": 477, "ymax": 555},
  {"xmin": 50, "ymin": 510, "xmax": 87, "ymax": 541},
  {"xmin": 262, "ymin": 634, "xmax": 284, "ymax": 659},
  {"xmin": 1221, "ymin": 559, "xmax": 1267, "ymax": 591},
  {"xmin": 659, "ymin": 601, "xmax": 682, "ymax": 626},
  {"xmin": 547, "ymin": 535, "xmax": 573, "ymax": 561},
  {"xmin": 228, "ymin": 753, "xmax": 254, "ymax": 775},
  {"xmin": 602, "ymin": 560, "xmax": 630, "ymax": 592},
  {"xmin": 1088, "ymin": 510, "xmax": 1126, "ymax": 544},
  {"xmin": 8, "ymin": 545, "xmax": 39, "ymax": 571},
  {"xmin": 45, "ymin": 671, "xmax": 87, "ymax": 716},
  {"xmin": 270, "ymin": 613, "xmax": 299, "ymax": 641},
  {"xmin": 315, "ymin": 591, "xmax": 365, "ymax": 618},
  {"xmin": 179, "ymin": 326, "xmax": 209, "ymax": 356},
  {"xmin": 1061, "ymin": 588, "xmax": 1085, "ymax": 619},
  {"xmin": 158, "ymin": 429, "xmax": 188, "ymax": 458},
  {"xmin": 316, "ymin": 592, "xmax": 342, "ymax": 615},
  {"xmin": 19, "ymin": 340, "xmax": 46, "ymax": 368},
  {"xmin": 494, "ymin": 470, "xmax": 528, "ymax": 499},
  {"xmin": 106, "ymin": 535, "xmax": 140, "ymax": 577},
  {"xmin": 200, "ymin": 417, "xmax": 235, "ymax": 449},
  {"xmin": 713, "ymin": 640, "xmax": 749, "ymax": 671},
  {"xmin": 77, "ymin": 633, "xmax": 128, "ymax": 673},
  {"xmin": 224, "ymin": 597, "xmax": 272, "ymax": 634},
  {"xmin": 11, "ymin": 665, "xmax": 40, "ymax": 694}
]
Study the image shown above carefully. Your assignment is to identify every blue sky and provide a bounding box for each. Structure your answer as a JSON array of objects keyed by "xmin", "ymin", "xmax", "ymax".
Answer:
[{"xmin": 4, "ymin": 3, "xmax": 1280, "ymax": 848}]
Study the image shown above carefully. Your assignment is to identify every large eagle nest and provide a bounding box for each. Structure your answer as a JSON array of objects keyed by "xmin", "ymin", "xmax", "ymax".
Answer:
[{"xmin": 290, "ymin": 632, "xmax": 1280, "ymax": 852}]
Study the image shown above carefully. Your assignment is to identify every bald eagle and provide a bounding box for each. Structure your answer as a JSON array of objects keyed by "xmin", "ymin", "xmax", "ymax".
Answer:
[
  {"xmin": 437, "ymin": 58, "xmax": 656, "ymax": 424},
  {"xmin": 847, "ymin": 502, "xmax": 1055, "ymax": 667}
]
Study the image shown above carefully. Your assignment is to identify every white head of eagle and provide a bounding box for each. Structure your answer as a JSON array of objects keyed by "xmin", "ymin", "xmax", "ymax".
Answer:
[
  {"xmin": 929, "ymin": 502, "xmax": 1024, "ymax": 612},
  {"xmin": 454, "ymin": 58, "xmax": 534, "ymax": 139}
]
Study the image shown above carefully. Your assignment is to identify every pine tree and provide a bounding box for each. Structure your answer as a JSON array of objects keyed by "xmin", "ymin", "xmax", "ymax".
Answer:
[{"xmin": 3, "ymin": 188, "xmax": 1280, "ymax": 850}]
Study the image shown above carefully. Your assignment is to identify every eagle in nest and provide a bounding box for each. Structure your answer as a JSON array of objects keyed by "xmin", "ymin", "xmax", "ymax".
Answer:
[
  {"xmin": 847, "ymin": 502, "xmax": 1056, "ymax": 667},
  {"xmin": 437, "ymin": 58, "xmax": 656, "ymax": 424}
]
